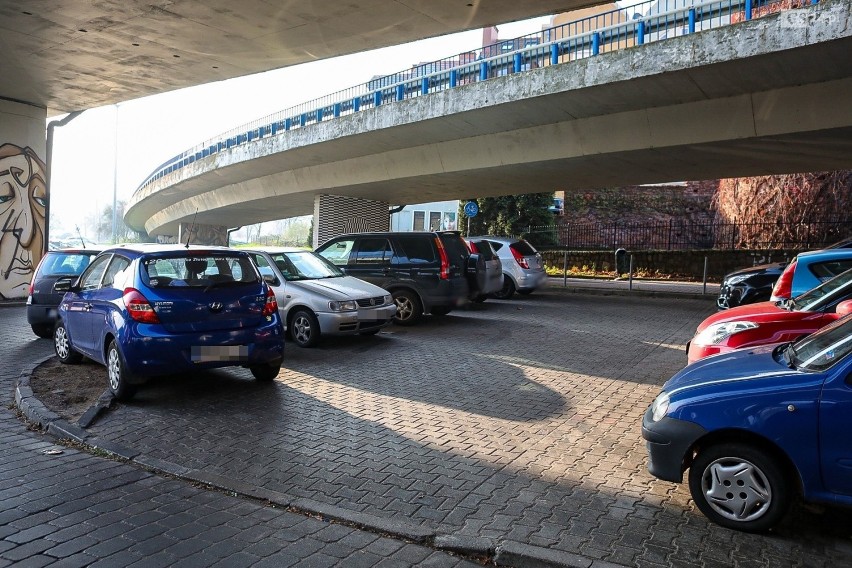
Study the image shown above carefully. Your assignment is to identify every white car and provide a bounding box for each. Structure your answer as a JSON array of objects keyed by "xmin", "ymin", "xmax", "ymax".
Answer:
[
  {"xmin": 244, "ymin": 247, "xmax": 396, "ymax": 347},
  {"xmin": 468, "ymin": 236, "xmax": 548, "ymax": 299}
]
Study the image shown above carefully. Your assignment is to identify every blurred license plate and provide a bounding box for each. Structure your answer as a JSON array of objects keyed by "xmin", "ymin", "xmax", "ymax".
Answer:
[{"xmin": 191, "ymin": 345, "xmax": 248, "ymax": 363}]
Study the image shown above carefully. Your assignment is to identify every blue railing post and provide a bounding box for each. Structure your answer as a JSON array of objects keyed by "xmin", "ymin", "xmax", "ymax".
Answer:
[
  {"xmin": 353, "ymin": 97, "xmax": 360, "ymax": 112},
  {"xmin": 479, "ymin": 61, "xmax": 488, "ymax": 81},
  {"xmin": 421, "ymin": 77, "xmax": 429, "ymax": 95},
  {"xmin": 374, "ymin": 91, "xmax": 382, "ymax": 107},
  {"xmin": 744, "ymin": 0, "xmax": 752, "ymax": 20},
  {"xmin": 333, "ymin": 103, "xmax": 341, "ymax": 118},
  {"xmin": 637, "ymin": 21, "xmax": 645, "ymax": 45},
  {"xmin": 550, "ymin": 43, "xmax": 559, "ymax": 65},
  {"xmin": 592, "ymin": 32, "xmax": 600, "ymax": 56},
  {"xmin": 449, "ymin": 70, "xmax": 457, "ymax": 88},
  {"xmin": 513, "ymin": 53, "xmax": 522, "ymax": 73},
  {"xmin": 284, "ymin": 118, "xmax": 291, "ymax": 131},
  {"xmin": 688, "ymin": 8, "xmax": 696, "ymax": 33},
  {"xmin": 300, "ymin": 113, "xmax": 307, "ymax": 127},
  {"xmin": 270, "ymin": 122, "xmax": 277, "ymax": 135},
  {"xmin": 316, "ymin": 108, "xmax": 323, "ymax": 122},
  {"xmin": 396, "ymin": 84, "xmax": 405, "ymax": 101}
]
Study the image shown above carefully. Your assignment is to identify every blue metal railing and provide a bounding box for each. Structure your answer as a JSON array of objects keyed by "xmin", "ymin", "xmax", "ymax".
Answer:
[{"xmin": 134, "ymin": 0, "xmax": 814, "ymax": 194}]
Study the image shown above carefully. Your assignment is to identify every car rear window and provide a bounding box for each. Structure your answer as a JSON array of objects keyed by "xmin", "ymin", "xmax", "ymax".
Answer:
[
  {"xmin": 142, "ymin": 254, "xmax": 259, "ymax": 288},
  {"xmin": 396, "ymin": 236, "xmax": 436, "ymax": 263},
  {"xmin": 810, "ymin": 260, "xmax": 852, "ymax": 282},
  {"xmin": 438, "ymin": 233, "xmax": 470, "ymax": 261},
  {"xmin": 471, "ymin": 240, "xmax": 496, "ymax": 261},
  {"xmin": 511, "ymin": 240, "xmax": 538, "ymax": 256},
  {"xmin": 38, "ymin": 252, "xmax": 97, "ymax": 276}
]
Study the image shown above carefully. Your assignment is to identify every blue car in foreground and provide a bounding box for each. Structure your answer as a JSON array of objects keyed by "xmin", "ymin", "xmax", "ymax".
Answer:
[
  {"xmin": 54, "ymin": 244, "xmax": 285, "ymax": 400},
  {"xmin": 642, "ymin": 315, "xmax": 852, "ymax": 532}
]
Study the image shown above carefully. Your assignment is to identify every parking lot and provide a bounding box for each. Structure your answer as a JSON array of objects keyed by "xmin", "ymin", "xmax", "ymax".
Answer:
[{"xmin": 9, "ymin": 287, "xmax": 852, "ymax": 566}]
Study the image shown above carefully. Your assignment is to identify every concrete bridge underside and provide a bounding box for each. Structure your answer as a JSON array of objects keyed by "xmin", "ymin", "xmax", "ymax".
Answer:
[{"xmin": 126, "ymin": 1, "xmax": 852, "ymax": 239}]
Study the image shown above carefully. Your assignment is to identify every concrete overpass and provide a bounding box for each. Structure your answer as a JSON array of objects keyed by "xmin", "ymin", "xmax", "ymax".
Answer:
[
  {"xmin": 124, "ymin": 0, "xmax": 852, "ymax": 246},
  {"xmin": 0, "ymin": 0, "xmax": 592, "ymax": 299}
]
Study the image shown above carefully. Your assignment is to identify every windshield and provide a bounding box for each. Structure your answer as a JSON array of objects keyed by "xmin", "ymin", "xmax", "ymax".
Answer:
[
  {"xmin": 790, "ymin": 267, "xmax": 852, "ymax": 311},
  {"xmin": 39, "ymin": 252, "xmax": 98, "ymax": 276},
  {"xmin": 272, "ymin": 251, "xmax": 343, "ymax": 280},
  {"xmin": 790, "ymin": 315, "xmax": 852, "ymax": 371}
]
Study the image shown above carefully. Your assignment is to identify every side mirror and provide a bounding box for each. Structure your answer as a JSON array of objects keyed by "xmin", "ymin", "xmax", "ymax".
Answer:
[
  {"xmin": 263, "ymin": 274, "xmax": 280, "ymax": 287},
  {"xmin": 836, "ymin": 299, "xmax": 852, "ymax": 317}
]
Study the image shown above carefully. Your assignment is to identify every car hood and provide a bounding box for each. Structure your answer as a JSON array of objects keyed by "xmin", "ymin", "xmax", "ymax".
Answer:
[
  {"xmin": 289, "ymin": 276, "xmax": 387, "ymax": 299},
  {"xmin": 694, "ymin": 300, "xmax": 822, "ymax": 332},
  {"xmin": 724, "ymin": 261, "xmax": 786, "ymax": 279},
  {"xmin": 664, "ymin": 343, "xmax": 799, "ymax": 395}
]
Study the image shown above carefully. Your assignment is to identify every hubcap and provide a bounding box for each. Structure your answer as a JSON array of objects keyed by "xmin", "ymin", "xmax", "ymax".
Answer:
[
  {"xmin": 293, "ymin": 315, "xmax": 312, "ymax": 344},
  {"xmin": 701, "ymin": 457, "xmax": 772, "ymax": 522},
  {"xmin": 54, "ymin": 327, "xmax": 69, "ymax": 358},
  {"xmin": 108, "ymin": 348, "xmax": 121, "ymax": 391},
  {"xmin": 395, "ymin": 297, "xmax": 412, "ymax": 320}
]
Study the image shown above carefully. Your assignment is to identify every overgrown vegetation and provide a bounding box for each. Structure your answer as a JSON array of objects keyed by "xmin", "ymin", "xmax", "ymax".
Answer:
[{"xmin": 460, "ymin": 193, "xmax": 557, "ymax": 247}]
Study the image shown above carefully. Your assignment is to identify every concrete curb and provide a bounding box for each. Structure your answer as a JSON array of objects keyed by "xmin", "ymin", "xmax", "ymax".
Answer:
[{"xmin": 14, "ymin": 333, "xmax": 632, "ymax": 568}]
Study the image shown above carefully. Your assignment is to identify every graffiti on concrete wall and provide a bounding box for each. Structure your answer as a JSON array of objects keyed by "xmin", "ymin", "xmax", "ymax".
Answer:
[{"xmin": 0, "ymin": 143, "xmax": 46, "ymax": 299}]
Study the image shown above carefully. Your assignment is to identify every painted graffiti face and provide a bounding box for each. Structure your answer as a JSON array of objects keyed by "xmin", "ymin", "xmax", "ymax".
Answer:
[{"xmin": 0, "ymin": 144, "xmax": 46, "ymax": 299}]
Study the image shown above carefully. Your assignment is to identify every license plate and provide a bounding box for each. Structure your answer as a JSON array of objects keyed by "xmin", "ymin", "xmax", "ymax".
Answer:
[{"xmin": 191, "ymin": 345, "xmax": 248, "ymax": 363}]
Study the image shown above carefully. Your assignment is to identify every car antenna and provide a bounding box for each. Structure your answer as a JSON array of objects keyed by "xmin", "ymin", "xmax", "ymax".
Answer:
[
  {"xmin": 75, "ymin": 225, "xmax": 86, "ymax": 249},
  {"xmin": 184, "ymin": 208, "xmax": 199, "ymax": 248}
]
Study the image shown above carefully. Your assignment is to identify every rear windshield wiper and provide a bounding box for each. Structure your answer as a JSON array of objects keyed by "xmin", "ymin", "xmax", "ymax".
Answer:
[{"xmin": 203, "ymin": 280, "xmax": 255, "ymax": 293}]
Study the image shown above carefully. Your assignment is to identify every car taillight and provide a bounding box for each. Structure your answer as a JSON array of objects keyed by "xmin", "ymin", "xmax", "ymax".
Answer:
[
  {"xmin": 262, "ymin": 287, "xmax": 278, "ymax": 316},
  {"xmin": 510, "ymin": 244, "xmax": 529, "ymax": 269},
  {"xmin": 771, "ymin": 260, "xmax": 797, "ymax": 300},
  {"xmin": 434, "ymin": 237, "xmax": 450, "ymax": 280},
  {"xmin": 467, "ymin": 240, "xmax": 479, "ymax": 253},
  {"xmin": 122, "ymin": 288, "xmax": 160, "ymax": 324}
]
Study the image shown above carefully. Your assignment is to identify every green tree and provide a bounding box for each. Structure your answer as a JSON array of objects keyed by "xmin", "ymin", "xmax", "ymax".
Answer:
[
  {"xmin": 97, "ymin": 201, "xmax": 150, "ymax": 243},
  {"xmin": 461, "ymin": 193, "xmax": 557, "ymax": 247}
]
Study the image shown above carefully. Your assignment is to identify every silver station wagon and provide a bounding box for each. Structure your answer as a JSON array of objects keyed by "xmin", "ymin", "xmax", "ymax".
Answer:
[{"xmin": 244, "ymin": 247, "xmax": 396, "ymax": 347}]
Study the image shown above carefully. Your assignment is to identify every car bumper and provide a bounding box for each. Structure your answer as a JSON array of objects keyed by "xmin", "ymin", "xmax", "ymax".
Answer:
[
  {"xmin": 121, "ymin": 321, "xmax": 285, "ymax": 376},
  {"xmin": 516, "ymin": 269, "xmax": 548, "ymax": 292},
  {"xmin": 686, "ymin": 341, "xmax": 733, "ymax": 364},
  {"xmin": 316, "ymin": 305, "xmax": 396, "ymax": 335},
  {"xmin": 641, "ymin": 406, "xmax": 707, "ymax": 483},
  {"xmin": 27, "ymin": 304, "xmax": 60, "ymax": 326}
]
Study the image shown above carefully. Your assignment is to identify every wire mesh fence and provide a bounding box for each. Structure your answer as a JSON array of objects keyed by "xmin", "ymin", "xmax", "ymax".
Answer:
[{"xmin": 525, "ymin": 219, "xmax": 852, "ymax": 251}]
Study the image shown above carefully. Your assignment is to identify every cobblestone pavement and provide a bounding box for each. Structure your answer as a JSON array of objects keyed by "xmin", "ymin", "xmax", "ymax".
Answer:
[
  {"xmin": 0, "ymin": 310, "xmax": 486, "ymax": 568},
  {"xmin": 5, "ymin": 286, "xmax": 852, "ymax": 567}
]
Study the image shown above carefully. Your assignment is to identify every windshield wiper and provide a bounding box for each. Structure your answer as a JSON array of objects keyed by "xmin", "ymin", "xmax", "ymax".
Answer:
[{"xmin": 203, "ymin": 280, "xmax": 249, "ymax": 293}]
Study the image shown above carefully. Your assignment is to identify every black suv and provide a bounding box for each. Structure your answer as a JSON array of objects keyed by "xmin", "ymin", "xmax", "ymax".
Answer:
[
  {"xmin": 315, "ymin": 231, "xmax": 486, "ymax": 325},
  {"xmin": 27, "ymin": 246, "xmax": 107, "ymax": 337}
]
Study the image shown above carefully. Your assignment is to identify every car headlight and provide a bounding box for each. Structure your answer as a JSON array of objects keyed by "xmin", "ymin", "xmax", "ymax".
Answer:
[
  {"xmin": 693, "ymin": 321, "xmax": 758, "ymax": 346},
  {"xmin": 329, "ymin": 300, "xmax": 357, "ymax": 312},
  {"xmin": 651, "ymin": 392, "xmax": 670, "ymax": 422},
  {"xmin": 724, "ymin": 273, "xmax": 751, "ymax": 286},
  {"xmin": 384, "ymin": 294, "xmax": 393, "ymax": 305}
]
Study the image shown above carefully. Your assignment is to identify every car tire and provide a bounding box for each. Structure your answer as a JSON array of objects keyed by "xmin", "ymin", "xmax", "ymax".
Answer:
[
  {"xmin": 32, "ymin": 324, "xmax": 54, "ymax": 339},
  {"xmin": 471, "ymin": 294, "xmax": 487, "ymax": 303},
  {"xmin": 430, "ymin": 306, "xmax": 452, "ymax": 316},
  {"xmin": 392, "ymin": 289, "xmax": 422, "ymax": 326},
  {"xmin": 688, "ymin": 442, "xmax": 790, "ymax": 532},
  {"xmin": 54, "ymin": 322, "xmax": 83, "ymax": 364},
  {"xmin": 492, "ymin": 275, "xmax": 516, "ymax": 300},
  {"xmin": 250, "ymin": 363, "xmax": 280, "ymax": 381},
  {"xmin": 517, "ymin": 289, "xmax": 534, "ymax": 296},
  {"xmin": 290, "ymin": 308, "xmax": 321, "ymax": 348},
  {"xmin": 107, "ymin": 340, "xmax": 137, "ymax": 401}
]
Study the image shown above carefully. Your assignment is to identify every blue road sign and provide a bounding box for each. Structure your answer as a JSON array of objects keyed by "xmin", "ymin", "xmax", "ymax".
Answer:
[{"xmin": 464, "ymin": 201, "xmax": 479, "ymax": 217}]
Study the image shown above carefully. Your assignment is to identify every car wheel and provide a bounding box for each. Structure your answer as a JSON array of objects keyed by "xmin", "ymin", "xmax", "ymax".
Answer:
[
  {"xmin": 107, "ymin": 340, "xmax": 137, "ymax": 401},
  {"xmin": 492, "ymin": 275, "xmax": 516, "ymax": 300},
  {"xmin": 688, "ymin": 443, "xmax": 790, "ymax": 532},
  {"xmin": 32, "ymin": 324, "xmax": 54, "ymax": 339},
  {"xmin": 430, "ymin": 306, "xmax": 452, "ymax": 316},
  {"xmin": 290, "ymin": 308, "xmax": 320, "ymax": 348},
  {"xmin": 250, "ymin": 363, "xmax": 281, "ymax": 381},
  {"xmin": 392, "ymin": 289, "xmax": 422, "ymax": 326},
  {"xmin": 54, "ymin": 322, "xmax": 83, "ymax": 364},
  {"xmin": 471, "ymin": 294, "xmax": 487, "ymax": 303}
]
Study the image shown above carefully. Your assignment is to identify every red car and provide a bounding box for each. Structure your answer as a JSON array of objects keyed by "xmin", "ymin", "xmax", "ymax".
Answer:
[{"xmin": 688, "ymin": 268, "xmax": 852, "ymax": 363}]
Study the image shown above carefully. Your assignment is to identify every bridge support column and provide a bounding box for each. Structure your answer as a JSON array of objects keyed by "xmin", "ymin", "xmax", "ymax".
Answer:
[
  {"xmin": 178, "ymin": 222, "xmax": 228, "ymax": 246},
  {"xmin": 313, "ymin": 194, "xmax": 389, "ymax": 248},
  {"xmin": 0, "ymin": 100, "xmax": 48, "ymax": 299}
]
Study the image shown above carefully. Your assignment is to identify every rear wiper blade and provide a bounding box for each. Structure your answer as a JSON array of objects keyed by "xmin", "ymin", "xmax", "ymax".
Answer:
[{"xmin": 203, "ymin": 280, "xmax": 247, "ymax": 293}]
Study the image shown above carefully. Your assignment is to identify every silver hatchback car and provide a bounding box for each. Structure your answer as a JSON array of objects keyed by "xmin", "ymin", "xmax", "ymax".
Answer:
[
  {"xmin": 244, "ymin": 247, "xmax": 396, "ymax": 347},
  {"xmin": 468, "ymin": 236, "xmax": 547, "ymax": 299}
]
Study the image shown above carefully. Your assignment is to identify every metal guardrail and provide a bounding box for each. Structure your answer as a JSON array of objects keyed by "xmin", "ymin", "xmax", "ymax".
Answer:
[{"xmin": 135, "ymin": 0, "xmax": 816, "ymax": 194}]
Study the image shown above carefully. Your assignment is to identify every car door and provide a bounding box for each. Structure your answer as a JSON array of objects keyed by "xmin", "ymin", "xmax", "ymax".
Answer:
[
  {"xmin": 86, "ymin": 254, "xmax": 132, "ymax": 362},
  {"xmin": 348, "ymin": 237, "xmax": 394, "ymax": 288},
  {"xmin": 819, "ymin": 356, "xmax": 852, "ymax": 495},
  {"xmin": 65, "ymin": 253, "xmax": 113, "ymax": 356}
]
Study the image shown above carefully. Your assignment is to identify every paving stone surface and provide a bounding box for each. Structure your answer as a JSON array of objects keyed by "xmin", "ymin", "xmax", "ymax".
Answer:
[
  {"xmin": 4, "ymin": 285, "xmax": 852, "ymax": 567},
  {"xmin": 0, "ymin": 307, "xmax": 482, "ymax": 568}
]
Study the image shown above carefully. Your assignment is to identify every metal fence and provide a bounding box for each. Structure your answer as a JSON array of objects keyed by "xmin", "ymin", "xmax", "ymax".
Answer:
[{"xmin": 525, "ymin": 219, "xmax": 852, "ymax": 251}]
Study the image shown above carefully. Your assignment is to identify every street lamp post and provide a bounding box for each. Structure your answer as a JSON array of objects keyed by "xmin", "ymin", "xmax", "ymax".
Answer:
[{"xmin": 112, "ymin": 103, "xmax": 119, "ymax": 243}]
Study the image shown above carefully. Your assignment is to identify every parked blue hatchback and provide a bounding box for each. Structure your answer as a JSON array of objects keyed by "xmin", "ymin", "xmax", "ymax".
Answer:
[
  {"xmin": 642, "ymin": 315, "xmax": 852, "ymax": 532},
  {"xmin": 53, "ymin": 244, "xmax": 285, "ymax": 400}
]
